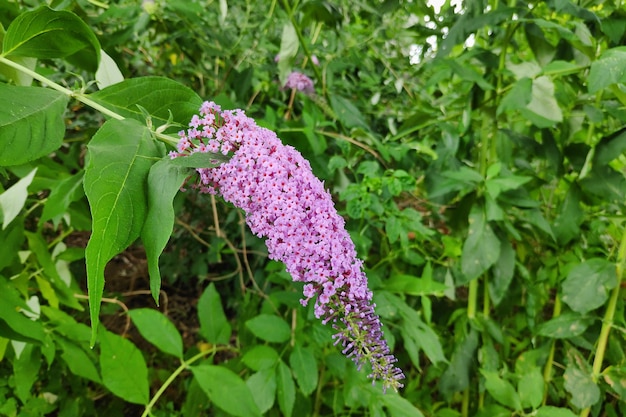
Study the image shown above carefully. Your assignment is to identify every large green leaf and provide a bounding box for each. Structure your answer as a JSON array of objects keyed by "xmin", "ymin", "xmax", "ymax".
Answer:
[
  {"xmin": 461, "ymin": 204, "xmax": 501, "ymax": 283},
  {"xmin": 192, "ymin": 365, "xmax": 262, "ymax": 417},
  {"xmin": 481, "ymin": 369, "xmax": 522, "ymax": 411},
  {"xmin": 275, "ymin": 360, "xmax": 295, "ymax": 417},
  {"xmin": 2, "ymin": 6, "xmax": 100, "ymax": 71},
  {"xmin": 56, "ymin": 336, "xmax": 101, "ymax": 383},
  {"xmin": 536, "ymin": 311, "xmax": 594, "ymax": 339},
  {"xmin": 588, "ymin": 46, "xmax": 626, "ymax": 93},
  {"xmin": 563, "ymin": 351, "xmax": 600, "ymax": 409},
  {"xmin": 84, "ymin": 118, "xmax": 163, "ymax": 345},
  {"xmin": 245, "ymin": 314, "xmax": 291, "ymax": 344},
  {"xmin": 381, "ymin": 393, "xmax": 425, "ymax": 417},
  {"xmin": 38, "ymin": 171, "xmax": 85, "ymax": 228},
  {"xmin": 197, "ymin": 283, "xmax": 232, "ymax": 345},
  {"xmin": 141, "ymin": 159, "xmax": 190, "ymax": 302},
  {"xmin": 289, "ymin": 344, "xmax": 318, "ymax": 396},
  {"xmin": 438, "ymin": 329, "xmax": 478, "ymax": 399},
  {"xmin": 562, "ymin": 259, "xmax": 616, "ymax": 315},
  {"xmin": 13, "ymin": 343, "xmax": 40, "ymax": 403},
  {"xmin": 0, "ymin": 85, "xmax": 68, "ymax": 166},
  {"xmin": 129, "ymin": 308, "xmax": 183, "ymax": 358},
  {"xmin": 89, "ymin": 76, "xmax": 202, "ymax": 127},
  {"xmin": 246, "ymin": 368, "xmax": 276, "ymax": 414},
  {"xmin": 521, "ymin": 76, "xmax": 563, "ymax": 128},
  {"xmin": 99, "ymin": 329, "xmax": 149, "ymax": 405}
]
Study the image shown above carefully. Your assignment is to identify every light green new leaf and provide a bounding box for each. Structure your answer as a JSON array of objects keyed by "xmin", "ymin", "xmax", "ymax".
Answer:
[
  {"xmin": 497, "ymin": 77, "xmax": 532, "ymax": 115},
  {"xmin": 95, "ymin": 49, "xmax": 124, "ymax": 89},
  {"xmin": 2, "ymin": 6, "xmax": 100, "ymax": 72},
  {"xmin": 0, "ymin": 168, "xmax": 36, "ymax": 229},
  {"xmin": 141, "ymin": 159, "xmax": 190, "ymax": 302},
  {"xmin": 246, "ymin": 368, "xmax": 276, "ymax": 414},
  {"xmin": 90, "ymin": 76, "xmax": 202, "ymax": 127},
  {"xmin": 99, "ymin": 329, "xmax": 149, "ymax": 405},
  {"xmin": 197, "ymin": 283, "xmax": 232, "ymax": 345},
  {"xmin": 276, "ymin": 360, "xmax": 295, "ymax": 417},
  {"xmin": 0, "ymin": 85, "xmax": 68, "ymax": 166},
  {"xmin": 588, "ymin": 46, "xmax": 626, "ymax": 93},
  {"xmin": 192, "ymin": 365, "xmax": 262, "ymax": 417},
  {"xmin": 129, "ymin": 308, "xmax": 183, "ymax": 358},
  {"xmin": 521, "ymin": 76, "xmax": 563, "ymax": 128},
  {"xmin": 84, "ymin": 118, "xmax": 163, "ymax": 346},
  {"xmin": 562, "ymin": 258, "xmax": 616, "ymax": 314},
  {"xmin": 246, "ymin": 314, "xmax": 291, "ymax": 344},
  {"xmin": 277, "ymin": 22, "xmax": 299, "ymax": 82},
  {"xmin": 461, "ymin": 205, "xmax": 501, "ymax": 283},
  {"xmin": 481, "ymin": 369, "xmax": 522, "ymax": 411},
  {"xmin": 289, "ymin": 344, "xmax": 318, "ymax": 396}
]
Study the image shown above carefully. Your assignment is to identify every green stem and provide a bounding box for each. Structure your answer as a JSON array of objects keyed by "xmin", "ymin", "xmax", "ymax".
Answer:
[
  {"xmin": 543, "ymin": 295, "xmax": 561, "ymax": 405},
  {"xmin": 141, "ymin": 346, "xmax": 237, "ymax": 417},
  {"xmin": 467, "ymin": 279, "xmax": 478, "ymax": 320},
  {"xmin": 0, "ymin": 56, "xmax": 124, "ymax": 121},
  {"xmin": 580, "ymin": 227, "xmax": 626, "ymax": 417}
]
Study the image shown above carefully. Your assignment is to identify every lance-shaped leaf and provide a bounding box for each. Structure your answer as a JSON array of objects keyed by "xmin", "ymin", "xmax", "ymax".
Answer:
[
  {"xmin": 84, "ymin": 118, "xmax": 163, "ymax": 346},
  {"xmin": 0, "ymin": 85, "xmax": 68, "ymax": 166},
  {"xmin": 2, "ymin": 6, "xmax": 100, "ymax": 72},
  {"xmin": 460, "ymin": 204, "xmax": 501, "ymax": 283}
]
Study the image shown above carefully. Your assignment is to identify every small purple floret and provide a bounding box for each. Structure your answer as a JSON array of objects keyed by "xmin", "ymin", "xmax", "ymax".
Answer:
[{"xmin": 172, "ymin": 102, "xmax": 404, "ymax": 392}]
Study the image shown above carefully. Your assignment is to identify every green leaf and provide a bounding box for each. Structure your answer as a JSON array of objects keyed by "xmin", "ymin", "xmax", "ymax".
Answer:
[
  {"xmin": 461, "ymin": 205, "xmax": 501, "ymax": 283},
  {"xmin": 245, "ymin": 314, "xmax": 291, "ymax": 344},
  {"xmin": 84, "ymin": 118, "xmax": 163, "ymax": 346},
  {"xmin": 603, "ymin": 367, "xmax": 626, "ymax": 399},
  {"xmin": 485, "ymin": 175, "xmax": 532, "ymax": 199},
  {"xmin": 89, "ymin": 76, "xmax": 202, "ymax": 127},
  {"xmin": 192, "ymin": 365, "xmax": 262, "ymax": 417},
  {"xmin": 497, "ymin": 77, "xmax": 532, "ymax": 115},
  {"xmin": 242, "ymin": 345, "xmax": 280, "ymax": 371},
  {"xmin": 95, "ymin": 49, "xmax": 124, "ymax": 89},
  {"xmin": 13, "ymin": 343, "xmax": 40, "ymax": 403},
  {"xmin": 518, "ymin": 367, "xmax": 544, "ymax": 409},
  {"xmin": 246, "ymin": 368, "xmax": 276, "ymax": 414},
  {"xmin": 563, "ymin": 356, "xmax": 600, "ymax": 409},
  {"xmin": 552, "ymin": 184, "xmax": 584, "ymax": 246},
  {"xmin": 168, "ymin": 151, "xmax": 229, "ymax": 168},
  {"xmin": 536, "ymin": 406, "xmax": 578, "ymax": 417},
  {"xmin": 141, "ymin": 159, "xmax": 190, "ymax": 302},
  {"xmin": 99, "ymin": 329, "xmax": 149, "ymax": 405},
  {"xmin": 481, "ymin": 370, "xmax": 522, "ymax": 411},
  {"xmin": 439, "ymin": 329, "xmax": 479, "ymax": 399},
  {"xmin": 521, "ymin": 76, "xmax": 563, "ymax": 128},
  {"xmin": 39, "ymin": 171, "xmax": 84, "ymax": 228},
  {"xmin": 289, "ymin": 344, "xmax": 318, "ymax": 396},
  {"xmin": 593, "ymin": 127, "xmax": 626, "ymax": 166},
  {"xmin": 276, "ymin": 360, "xmax": 295, "ymax": 417},
  {"xmin": 2, "ymin": 6, "xmax": 100, "ymax": 72},
  {"xmin": 197, "ymin": 283, "xmax": 231, "ymax": 345},
  {"xmin": 56, "ymin": 336, "xmax": 101, "ymax": 383},
  {"xmin": 588, "ymin": 46, "xmax": 626, "ymax": 93},
  {"xmin": 0, "ymin": 85, "xmax": 68, "ymax": 166},
  {"xmin": 524, "ymin": 22, "xmax": 556, "ymax": 66},
  {"xmin": 489, "ymin": 238, "xmax": 515, "ymax": 306},
  {"xmin": 381, "ymin": 393, "xmax": 425, "ymax": 417},
  {"xmin": 536, "ymin": 311, "xmax": 594, "ymax": 338},
  {"xmin": 277, "ymin": 22, "xmax": 298, "ymax": 81},
  {"xmin": 0, "ymin": 168, "xmax": 36, "ymax": 229},
  {"xmin": 562, "ymin": 259, "xmax": 616, "ymax": 315},
  {"xmin": 399, "ymin": 306, "xmax": 447, "ymax": 366},
  {"xmin": 329, "ymin": 94, "xmax": 369, "ymax": 130},
  {"xmin": 0, "ymin": 276, "xmax": 45, "ymax": 344},
  {"xmin": 0, "ymin": 217, "xmax": 24, "ymax": 272},
  {"xmin": 129, "ymin": 308, "xmax": 183, "ymax": 358},
  {"xmin": 385, "ymin": 274, "xmax": 449, "ymax": 296},
  {"xmin": 24, "ymin": 231, "xmax": 82, "ymax": 310}
]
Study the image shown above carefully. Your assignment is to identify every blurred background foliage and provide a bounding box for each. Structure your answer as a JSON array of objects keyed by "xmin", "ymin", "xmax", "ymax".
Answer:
[{"xmin": 1, "ymin": 0, "xmax": 626, "ymax": 416}]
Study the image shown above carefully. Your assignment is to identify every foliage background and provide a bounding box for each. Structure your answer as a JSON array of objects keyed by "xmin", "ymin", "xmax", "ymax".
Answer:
[{"xmin": 0, "ymin": 0, "xmax": 626, "ymax": 416}]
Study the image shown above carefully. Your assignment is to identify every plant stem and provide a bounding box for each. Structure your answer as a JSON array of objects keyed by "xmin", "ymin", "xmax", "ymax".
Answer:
[
  {"xmin": 543, "ymin": 295, "xmax": 561, "ymax": 405},
  {"xmin": 580, "ymin": 226, "xmax": 626, "ymax": 417},
  {"xmin": 141, "ymin": 346, "xmax": 237, "ymax": 417},
  {"xmin": 0, "ymin": 56, "xmax": 124, "ymax": 121}
]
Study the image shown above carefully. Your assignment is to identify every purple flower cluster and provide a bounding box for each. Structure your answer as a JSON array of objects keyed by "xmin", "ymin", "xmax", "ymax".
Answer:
[
  {"xmin": 283, "ymin": 71, "xmax": 315, "ymax": 95},
  {"xmin": 171, "ymin": 101, "xmax": 404, "ymax": 391}
]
